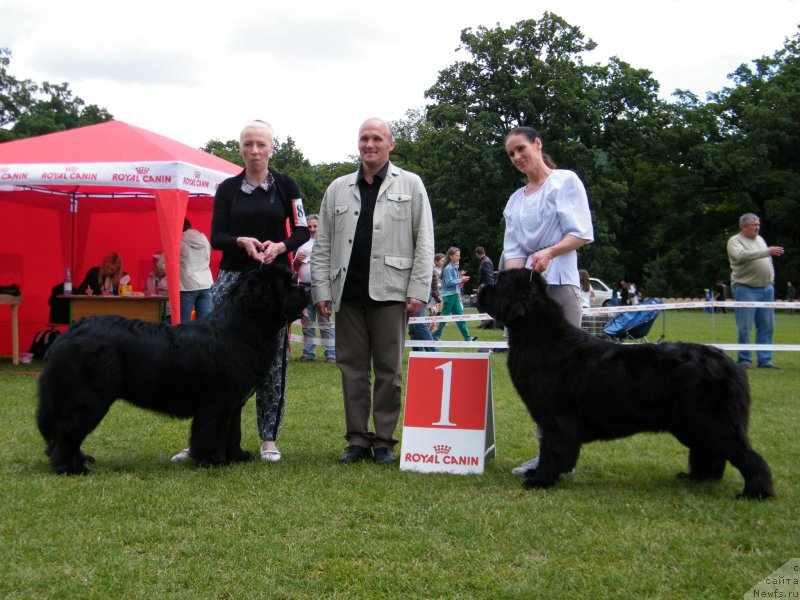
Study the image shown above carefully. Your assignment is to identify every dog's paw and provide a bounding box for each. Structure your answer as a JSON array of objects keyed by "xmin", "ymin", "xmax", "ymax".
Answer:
[
  {"xmin": 81, "ymin": 451, "xmax": 96, "ymax": 464},
  {"xmin": 677, "ymin": 471, "xmax": 717, "ymax": 482},
  {"xmin": 735, "ymin": 492, "xmax": 773, "ymax": 501},
  {"xmin": 522, "ymin": 477, "xmax": 556, "ymax": 490},
  {"xmin": 229, "ymin": 449, "xmax": 255, "ymax": 463},
  {"xmin": 54, "ymin": 464, "xmax": 89, "ymax": 476},
  {"xmin": 737, "ymin": 485, "xmax": 776, "ymax": 501}
]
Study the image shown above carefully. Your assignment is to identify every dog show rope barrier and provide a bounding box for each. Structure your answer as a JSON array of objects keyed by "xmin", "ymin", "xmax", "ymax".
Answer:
[{"xmin": 289, "ymin": 299, "xmax": 800, "ymax": 352}]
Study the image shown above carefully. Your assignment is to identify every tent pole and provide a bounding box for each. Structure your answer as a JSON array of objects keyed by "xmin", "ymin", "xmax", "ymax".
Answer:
[{"xmin": 70, "ymin": 193, "xmax": 78, "ymax": 277}]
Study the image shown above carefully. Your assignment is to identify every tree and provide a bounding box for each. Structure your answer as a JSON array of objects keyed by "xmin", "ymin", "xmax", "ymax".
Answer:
[
  {"xmin": 407, "ymin": 14, "xmax": 668, "ymax": 285},
  {"xmin": 703, "ymin": 28, "xmax": 800, "ymax": 288},
  {"xmin": 201, "ymin": 138, "xmax": 242, "ymax": 166},
  {"xmin": 0, "ymin": 48, "xmax": 112, "ymax": 142}
]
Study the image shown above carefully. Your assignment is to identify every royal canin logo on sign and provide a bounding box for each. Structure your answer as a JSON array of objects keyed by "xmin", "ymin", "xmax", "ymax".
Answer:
[
  {"xmin": 111, "ymin": 166, "xmax": 172, "ymax": 184},
  {"xmin": 0, "ymin": 167, "xmax": 28, "ymax": 181},
  {"xmin": 183, "ymin": 170, "xmax": 210, "ymax": 189},
  {"xmin": 404, "ymin": 446, "xmax": 479, "ymax": 466},
  {"xmin": 42, "ymin": 166, "xmax": 98, "ymax": 181}
]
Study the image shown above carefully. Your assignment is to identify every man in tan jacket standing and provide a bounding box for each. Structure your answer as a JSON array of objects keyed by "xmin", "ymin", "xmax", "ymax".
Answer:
[
  {"xmin": 727, "ymin": 213, "xmax": 784, "ymax": 369},
  {"xmin": 311, "ymin": 118, "xmax": 434, "ymax": 465}
]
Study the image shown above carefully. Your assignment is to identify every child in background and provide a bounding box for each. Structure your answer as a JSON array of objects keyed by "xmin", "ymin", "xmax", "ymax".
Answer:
[{"xmin": 432, "ymin": 247, "xmax": 476, "ymax": 342}]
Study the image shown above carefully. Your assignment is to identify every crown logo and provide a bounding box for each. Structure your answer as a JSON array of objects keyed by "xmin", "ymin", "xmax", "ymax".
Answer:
[
  {"xmin": 65, "ymin": 166, "xmax": 78, "ymax": 172},
  {"xmin": 433, "ymin": 444, "xmax": 451, "ymax": 455},
  {"xmin": 194, "ymin": 171, "xmax": 201, "ymax": 178},
  {"xmin": 135, "ymin": 166, "xmax": 150, "ymax": 174}
]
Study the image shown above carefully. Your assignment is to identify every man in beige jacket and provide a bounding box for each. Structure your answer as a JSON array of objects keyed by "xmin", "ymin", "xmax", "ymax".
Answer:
[{"xmin": 311, "ymin": 118, "xmax": 434, "ymax": 465}]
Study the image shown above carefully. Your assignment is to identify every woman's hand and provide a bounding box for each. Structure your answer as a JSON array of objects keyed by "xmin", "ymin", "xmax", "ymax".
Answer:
[
  {"xmin": 531, "ymin": 247, "xmax": 554, "ymax": 273},
  {"xmin": 237, "ymin": 236, "xmax": 266, "ymax": 261},
  {"xmin": 261, "ymin": 241, "xmax": 286, "ymax": 265}
]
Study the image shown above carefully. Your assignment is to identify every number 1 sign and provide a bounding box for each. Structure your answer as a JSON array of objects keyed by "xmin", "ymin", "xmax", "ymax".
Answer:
[{"xmin": 400, "ymin": 352, "xmax": 495, "ymax": 475}]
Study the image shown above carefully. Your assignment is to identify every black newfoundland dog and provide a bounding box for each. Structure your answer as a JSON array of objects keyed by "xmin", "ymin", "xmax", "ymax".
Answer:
[
  {"xmin": 477, "ymin": 269, "xmax": 774, "ymax": 499},
  {"xmin": 37, "ymin": 266, "xmax": 308, "ymax": 474}
]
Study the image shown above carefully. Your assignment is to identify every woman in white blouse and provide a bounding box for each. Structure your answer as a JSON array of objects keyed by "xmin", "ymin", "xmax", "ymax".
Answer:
[
  {"xmin": 502, "ymin": 125, "xmax": 594, "ymax": 475},
  {"xmin": 503, "ymin": 126, "xmax": 594, "ymax": 325}
]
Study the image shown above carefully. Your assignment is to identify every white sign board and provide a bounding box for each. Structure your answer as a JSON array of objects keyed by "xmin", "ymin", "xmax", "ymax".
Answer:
[{"xmin": 400, "ymin": 352, "xmax": 495, "ymax": 475}]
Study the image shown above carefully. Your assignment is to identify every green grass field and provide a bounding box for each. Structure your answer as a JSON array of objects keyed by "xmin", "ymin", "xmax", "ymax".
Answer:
[{"xmin": 1, "ymin": 310, "xmax": 797, "ymax": 598}]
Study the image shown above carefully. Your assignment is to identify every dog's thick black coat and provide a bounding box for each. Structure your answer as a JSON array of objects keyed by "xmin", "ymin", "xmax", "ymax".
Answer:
[
  {"xmin": 37, "ymin": 267, "xmax": 308, "ymax": 474},
  {"xmin": 477, "ymin": 269, "xmax": 774, "ymax": 499}
]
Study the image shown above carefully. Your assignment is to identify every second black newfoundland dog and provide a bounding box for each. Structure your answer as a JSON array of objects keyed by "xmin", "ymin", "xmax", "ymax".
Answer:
[
  {"xmin": 478, "ymin": 269, "xmax": 774, "ymax": 499},
  {"xmin": 37, "ymin": 266, "xmax": 308, "ymax": 474}
]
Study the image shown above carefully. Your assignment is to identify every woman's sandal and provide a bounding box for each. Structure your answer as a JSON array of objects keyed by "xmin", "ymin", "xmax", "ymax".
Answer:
[{"xmin": 260, "ymin": 448, "xmax": 282, "ymax": 462}]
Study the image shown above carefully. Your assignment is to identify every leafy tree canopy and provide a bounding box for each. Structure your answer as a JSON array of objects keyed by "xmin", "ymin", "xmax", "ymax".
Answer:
[
  {"xmin": 0, "ymin": 48, "xmax": 112, "ymax": 142},
  {"xmin": 6, "ymin": 17, "xmax": 800, "ymax": 298}
]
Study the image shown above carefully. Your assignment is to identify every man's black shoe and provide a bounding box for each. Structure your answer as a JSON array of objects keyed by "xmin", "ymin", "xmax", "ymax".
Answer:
[
  {"xmin": 373, "ymin": 447, "xmax": 395, "ymax": 465},
  {"xmin": 338, "ymin": 445, "xmax": 371, "ymax": 464}
]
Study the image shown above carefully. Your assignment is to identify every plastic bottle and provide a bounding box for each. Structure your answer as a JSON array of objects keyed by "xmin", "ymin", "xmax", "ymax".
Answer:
[{"xmin": 64, "ymin": 267, "xmax": 72, "ymax": 295}]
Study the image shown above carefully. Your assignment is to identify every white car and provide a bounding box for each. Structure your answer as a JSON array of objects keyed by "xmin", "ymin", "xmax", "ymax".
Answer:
[{"xmin": 589, "ymin": 278, "xmax": 613, "ymax": 307}]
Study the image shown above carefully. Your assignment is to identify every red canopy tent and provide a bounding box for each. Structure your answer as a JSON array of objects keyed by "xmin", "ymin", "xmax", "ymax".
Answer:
[{"xmin": 0, "ymin": 120, "xmax": 242, "ymax": 357}]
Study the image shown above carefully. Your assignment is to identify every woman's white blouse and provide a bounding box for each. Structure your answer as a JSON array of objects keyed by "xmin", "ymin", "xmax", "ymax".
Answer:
[{"xmin": 503, "ymin": 169, "xmax": 594, "ymax": 287}]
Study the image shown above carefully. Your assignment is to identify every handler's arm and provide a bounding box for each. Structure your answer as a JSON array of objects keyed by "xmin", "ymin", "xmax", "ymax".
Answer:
[
  {"xmin": 311, "ymin": 185, "xmax": 335, "ymax": 309},
  {"xmin": 531, "ymin": 234, "xmax": 589, "ymax": 273}
]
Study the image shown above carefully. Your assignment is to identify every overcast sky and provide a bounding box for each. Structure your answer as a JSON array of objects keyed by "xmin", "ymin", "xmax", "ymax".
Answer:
[{"xmin": 2, "ymin": 0, "xmax": 798, "ymax": 164}]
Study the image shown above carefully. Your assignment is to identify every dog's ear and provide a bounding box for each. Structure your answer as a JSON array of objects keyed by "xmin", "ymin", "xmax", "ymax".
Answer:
[
  {"xmin": 476, "ymin": 285, "xmax": 495, "ymax": 316},
  {"xmin": 529, "ymin": 271, "xmax": 548, "ymax": 294}
]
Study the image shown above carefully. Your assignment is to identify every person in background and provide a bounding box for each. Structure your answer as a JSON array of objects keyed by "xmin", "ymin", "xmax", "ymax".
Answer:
[
  {"xmin": 628, "ymin": 281, "xmax": 638, "ymax": 305},
  {"xmin": 172, "ymin": 119, "xmax": 309, "ymax": 463},
  {"xmin": 428, "ymin": 252, "xmax": 445, "ymax": 334},
  {"xmin": 311, "ymin": 117, "xmax": 434, "ymax": 466},
  {"xmin": 619, "ymin": 280, "xmax": 630, "ymax": 306},
  {"xmin": 703, "ymin": 288, "xmax": 713, "ymax": 313},
  {"xmin": 475, "ymin": 246, "xmax": 496, "ymax": 290},
  {"xmin": 502, "ymin": 125, "xmax": 594, "ymax": 476},
  {"xmin": 294, "ymin": 214, "xmax": 336, "ymax": 363},
  {"xmin": 145, "ymin": 251, "xmax": 168, "ymax": 296},
  {"xmin": 408, "ymin": 253, "xmax": 440, "ymax": 352},
  {"xmin": 579, "ymin": 269, "xmax": 595, "ymax": 309},
  {"xmin": 77, "ymin": 252, "xmax": 130, "ymax": 296},
  {"xmin": 610, "ymin": 281, "xmax": 621, "ymax": 306},
  {"xmin": 786, "ymin": 280, "xmax": 795, "ymax": 315},
  {"xmin": 475, "ymin": 246, "xmax": 497, "ymax": 330},
  {"xmin": 179, "ymin": 218, "xmax": 214, "ymax": 323},
  {"xmin": 727, "ymin": 212, "xmax": 784, "ymax": 369},
  {"xmin": 713, "ymin": 279, "xmax": 727, "ymax": 314},
  {"xmin": 432, "ymin": 247, "xmax": 476, "ymax": 343},
  {"xmin": 145, "ymin": 251, "xmax": 170, "ymax": 318}
]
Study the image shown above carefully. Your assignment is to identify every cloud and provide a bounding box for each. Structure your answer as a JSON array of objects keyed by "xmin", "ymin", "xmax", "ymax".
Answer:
[
  {"xmin": 2, "ymin": 0, "xmax": 798, "ymax": 164},
  {"xmin": 23, "ymin": 45, "xmax": 202, "ymax": 86},
  {"xmin": 228, "ymin": 12, "xmax": 391, "ymax": 64}
]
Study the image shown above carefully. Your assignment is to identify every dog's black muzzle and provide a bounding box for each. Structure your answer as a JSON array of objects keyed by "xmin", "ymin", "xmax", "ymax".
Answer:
[{"xmin": 298, "ymin": 282, "xmax": 313, "ymax": 304}]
